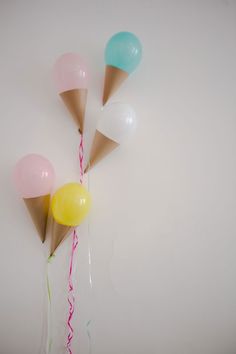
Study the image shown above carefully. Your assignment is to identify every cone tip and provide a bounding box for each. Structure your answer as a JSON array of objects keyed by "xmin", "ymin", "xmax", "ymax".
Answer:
[
  {"xmin": 102, "ymin": 96, "xmax": 108, "ymax": 106},
  {"xmin": 40, "ymin": 233, "xmax": 46, "ymax": 243}
]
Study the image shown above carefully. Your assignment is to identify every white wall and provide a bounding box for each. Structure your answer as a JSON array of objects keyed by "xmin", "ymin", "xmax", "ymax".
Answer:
[{"xmin": 1, "ymin": 1, "xmax": 236, "ymax": 353}]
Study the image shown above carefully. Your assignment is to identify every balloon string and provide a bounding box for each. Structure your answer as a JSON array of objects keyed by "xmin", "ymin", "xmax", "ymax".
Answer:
[
  {"xmin": 67, "ymin": 229, "xmax": 79, "ymax": 354},
  {"xmin": 80, "ymin": 134, "xmax": 93, "ymax": 353},
  {"xmin": 66, "ymin": 133, "xmax": 83, "ymax": 353},
  {"xmin": 46, "ymin": 255, "xmax": 55, "ymax": 354},
  {"xmin": 79, "ymin": 134, "xmax": 84, "ymax": 184}
]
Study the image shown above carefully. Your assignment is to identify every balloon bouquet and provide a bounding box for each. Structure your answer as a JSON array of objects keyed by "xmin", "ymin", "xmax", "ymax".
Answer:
[{"xmin": 13, "ymin": 32, "xmax": 142, "ymax": 354}]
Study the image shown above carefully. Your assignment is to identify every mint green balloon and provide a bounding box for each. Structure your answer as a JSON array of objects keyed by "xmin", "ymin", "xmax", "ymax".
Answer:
[{"xmin": 105, "ymin": 32, "xmax": 142, "ymax": 74}]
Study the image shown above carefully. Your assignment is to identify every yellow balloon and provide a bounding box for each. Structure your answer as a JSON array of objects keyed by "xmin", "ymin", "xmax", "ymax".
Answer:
[{"xmin": 51, "ymin": 182, "xmax": 91, "ymax": 226}]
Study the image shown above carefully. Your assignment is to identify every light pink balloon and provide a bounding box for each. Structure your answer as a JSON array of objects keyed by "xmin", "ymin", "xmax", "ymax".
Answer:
[
  {"xmin": 13, "ymin": 154, "xmax": 55, "ymax": 198},
  {"xmin": 53, "ymin": 53, "xmax": 89, "ymax": 93}
]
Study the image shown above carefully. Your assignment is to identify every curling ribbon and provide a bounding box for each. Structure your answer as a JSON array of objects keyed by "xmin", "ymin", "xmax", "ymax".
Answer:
[
  {"xmin": 79, "ymin": 133, "xmax": 84, "ymax": 184},
  {"xmin": 66, "ymin": 134, "xmax": 84, "ymax": 353},
  {"xmin": 46, "ymin": 255, "xmax": 55, "ymax": 354},
  {"xmin": 66, "ymin": 230, "xmax": 79, "ymax": 354}
]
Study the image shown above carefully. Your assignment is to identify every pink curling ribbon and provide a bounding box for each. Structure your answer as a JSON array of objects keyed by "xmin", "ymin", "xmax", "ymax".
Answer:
[
  {"xmin": 66, "ymin": 134, "xmax": 84, "ymax": 353},
  {"xmin": 79, "ymin": 134, "xmax": 84, "ymax": 184},
  {"xmin": 67, "ymin": 229, "xmax": 79, "ymax": 354}
]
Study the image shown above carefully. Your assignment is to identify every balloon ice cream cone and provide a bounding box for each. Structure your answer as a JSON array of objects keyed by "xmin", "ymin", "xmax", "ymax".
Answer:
[
  {"xmin": 53, "ymin": 53, "xmax": 89, "ymax": 133},
  {"xmin": 60, "ymin": 88, "xmax": 87, "ymax": 134},
  {"xmin": 50, "ymin": 219, "xmax": 73, "ymax": 256},
  {"xmin": 84, "ymin": 130, "xmax": 119, "ymax": 172},
  {"xmin": 23, "ymin": 194, "xmax": 50, "ymax": 243},
  {"xmin": 103, "ymin": 32, "xmax": 142, "ymax": 105},
  {"xmin": 102, "ymin": 65, "xmax": 128, "ymax": 105}
]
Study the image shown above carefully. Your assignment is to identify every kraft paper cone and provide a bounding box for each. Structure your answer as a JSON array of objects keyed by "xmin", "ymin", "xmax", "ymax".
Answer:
[
  {"xmin": 102, "ymin": 65, "xmax": 129, "ymax": 105},
  {"xmin": 23, "ymin": 194, "xmax": 50, "ymax": 243},
  {"xmin": 50, "ymin": 219, "xmax": 73, "ymax": 256},
  {"xmin": 84, "ymin": 130, "xmax": 119, "ymax": 172},
  {"xmin": 60, "ymin": 88, "xmax": 87, "ymax": 133}
]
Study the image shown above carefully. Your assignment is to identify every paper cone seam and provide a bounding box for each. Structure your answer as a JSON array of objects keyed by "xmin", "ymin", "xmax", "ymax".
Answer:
[
  {"xmin": 60, "ymin": 88, "xmax": 87, "ymax": 133},
  {"xmin": 50, "ymin": 219, "xmax": 74, "ymax": 256},
  {"xmin": 102, "ymin": 65, "xmax": 129, "ymax": 105},
  {"xmin": 85, "ymin": 130, "xmax": 119, "ymax": 172},
  {"xmin": 23, "ymin": 194, "xmax": 50, "ymax": 242}
]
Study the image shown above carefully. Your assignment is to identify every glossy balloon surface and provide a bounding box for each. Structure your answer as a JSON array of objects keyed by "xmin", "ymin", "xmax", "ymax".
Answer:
[
  {"xmin": 13, "ymin": 154, "xmax": 55, "ymax": 198},
  {"xmin": 51, "ymin": 183, "xmax": 91, "ymax": 227},
  {"xmin": 53, "ymin": 53, "xmax": 89, "ymax": 93},
  {"xmin": 97, "ymin": 102, "xmax": 136, "ymax": 144},
  {"xmin": 105, "ymin": 32, "xmax": 142, "ymax": 74}
]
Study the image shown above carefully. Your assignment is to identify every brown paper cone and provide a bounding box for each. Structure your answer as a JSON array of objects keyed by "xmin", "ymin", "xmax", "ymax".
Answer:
[
  {"xmin": 23, "ymin": 194, "xmax": 50, "ymax": 243},
  {"xmin": 60, "ymin": 88, "xmax": 87, "ymax": 133},
  {"xmin": 50, "ymin": 219, "xmax": 74, "ymax": 256},
  {"xmin": 102, "ymin": 65, "xmax": 129, "ymax": 105},
  {"xmin": 84, "ymin": 130, "xmax": 119, "ymax": 172}
]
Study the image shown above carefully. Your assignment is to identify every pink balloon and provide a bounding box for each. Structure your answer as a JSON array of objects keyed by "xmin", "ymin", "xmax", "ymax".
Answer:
[
  {"xmin": 13, "ymin": 154, "xmax": 55, "ymax": 198},
  {"xmin": 53, "ymin": 53, "xmax": 89, "ymax": 93}
]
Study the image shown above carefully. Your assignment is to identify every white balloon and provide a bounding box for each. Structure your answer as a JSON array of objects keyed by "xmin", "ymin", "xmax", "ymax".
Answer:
[{"xmin": 97, "ymin": 102, "xmax": 136, "ymax": 144}]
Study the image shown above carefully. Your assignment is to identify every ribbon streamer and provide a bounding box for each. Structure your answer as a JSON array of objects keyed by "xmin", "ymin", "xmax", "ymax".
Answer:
[
  {"xmin": 79, "ymin": 134, "xmax": 84, "ymax": 184},
  {"xmin": 66, "ymin": 230, "xmax": 79, "ymax": 354},
  {"xmin": 66, "ymin": 134, "xmax": 84, "ymax": 353},
  {"xmin": 46, "ymin": 255, "xmax": 54, "ymax": 354}
]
